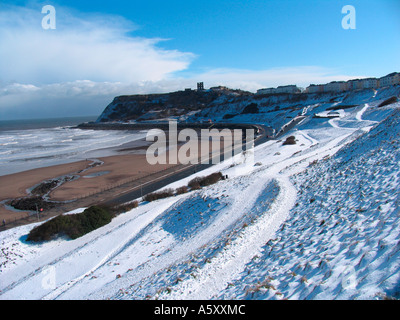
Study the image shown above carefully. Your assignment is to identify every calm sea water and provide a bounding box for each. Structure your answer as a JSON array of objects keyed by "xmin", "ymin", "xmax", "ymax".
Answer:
[
  {"xmin": 0, "ymin": 116, "xmax": 96, "ymax": 131},
  {"xmin": 0, "ymin": 116, "xmax": 146, "ymax": 176}
]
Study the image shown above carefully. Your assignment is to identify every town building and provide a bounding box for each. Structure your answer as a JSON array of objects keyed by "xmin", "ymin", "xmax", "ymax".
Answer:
[
  {"xmin": 197, "ymin": 82, "xmax": 204, "ymax": 91},
  {"xmin": 256, "ymin": 88, "xmax": 276, "ymax": 95},
  {"xmin": 324, "ymin": 81, "xmax": 348, "ymax": 92},
  {"xmin": 361, "ymin": 78, "xmax": 380, "ymax": 89},
  {"xmin": 276, "ymin": 85, "xmax": 302, "ymax": 94},
  {"xmin": 306, "ymin": 84, "xmax": 325, "ymax": 94},
  {"xmin": 346, "ymin": 79, "xmax": 363, "ymax": 91},
  {"xmin": 380, "ymin": 72, "xmax": 400, "ymax": 88},
  {"xmin": 257, "ymin": 85, "xmax": 301, "ymax": 95},
  {"xmin": 260, "ymin": 72, "xmax": 398, "ymax": 96}
]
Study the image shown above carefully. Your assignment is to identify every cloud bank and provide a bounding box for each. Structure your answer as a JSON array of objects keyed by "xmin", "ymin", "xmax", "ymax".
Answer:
[
  {"xmin": 0, "ymin": 66, "xmax": 363, "ymax": 120},
  {"xmin": 0, "ymin": 4, "xmax": 194, "ymax": 85}
]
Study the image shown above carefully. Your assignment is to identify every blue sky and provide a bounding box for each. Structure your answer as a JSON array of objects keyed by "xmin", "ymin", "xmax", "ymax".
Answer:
[
  {"xmin": 0, "ymin": 0, "xmax": 399, "ymax": 119},
  {"xmin": 33, "ymin": 0, "xmax": 399, "ymax": 76}
]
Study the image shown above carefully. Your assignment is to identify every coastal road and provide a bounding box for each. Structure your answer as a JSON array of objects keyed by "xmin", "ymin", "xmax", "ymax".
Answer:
[
  {"xmin": 275, "ymin": 116, "xmax": 306, "ymax": 138},
  {"xmin": 104, "ymin": 124, "xmax": 274, "ymax": 207}
]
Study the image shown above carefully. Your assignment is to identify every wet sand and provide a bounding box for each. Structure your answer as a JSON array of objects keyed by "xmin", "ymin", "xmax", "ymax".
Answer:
[
  {"xmin": 0, "ymin": 160, "xmax": 92, "ymax": 222},
  {"xmin": 0, "ymin": 153, "xmax": 180, "ymax": 222},
  {"xmin": 49, "ymin": 154, "xmax": 178, "ymax": 201},
  {"xmin": 0, "ymin": 131, "xmax": 242, "ymax": 227}
]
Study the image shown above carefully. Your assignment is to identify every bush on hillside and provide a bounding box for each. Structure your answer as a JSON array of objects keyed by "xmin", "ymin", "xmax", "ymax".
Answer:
[
  {"xmin": 26, "ymin": 206, "xmax": 114, "ymax": 242},
  {"xmin": 176, "ymin": 186, "xmax": 188, "ymax": 195},
  {"xmin": 143, "ymin": 189, "xmax": 174, "ymax": 202},
  {"xmin": 199, "ymin": 172, "xmax": 224, "ymax": 186},
  {"xmin": 378, "ymin": 96, "xmax": 398, "ymax": 108},
  {"xmin": 188, "ymin": 178, "xmax": 202, "ymax": 190},
  {"xmin": 223, "ymin": 113, "xmax": 238, "ymax": 120},
  {"xmin": 283, "ymin": 136, "xmax": 296, "ymax": 145},
  {"xmin": 241, "ymin": 103, "xmax": 259, "ymax": 114},
  {"xmin": 188, "ymin": 172, "xmax": 224, "ymax": 190},
  {"xmin": 111, "ymin": 201, "xmax": 139, "ymax": 215}
]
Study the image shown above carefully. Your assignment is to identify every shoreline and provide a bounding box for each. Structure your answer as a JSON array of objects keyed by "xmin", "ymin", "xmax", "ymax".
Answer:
[
  {"xmin": 0, "ymin": 129, "xmax": 150, "ymax": 177},
  {"xmin": 0, "ymin": 123, "xmax": 266, "ymax": 231},
  {"xmin": 0, "ymin": 160, "xmax": 93, "ymax": 223},
  {"xmin": 0, "ymin": 140, "xmax": 211, "ymax": 230},
  {"xmin": 0, "ymin": 133, "xmax": 155, "ymax": 225},
  {"xmin": 0, "ymin": 153, "xmax": 181, "ymax": 229}
]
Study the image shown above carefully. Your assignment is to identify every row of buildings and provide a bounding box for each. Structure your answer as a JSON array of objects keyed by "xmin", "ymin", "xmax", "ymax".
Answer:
[
  {"xmin": 256, "ymin": 72, "xmax": 400, "ymax": 95},
  {"xmin": 257, "ymin": 85, "xmax": 302, "ymax": 95}
]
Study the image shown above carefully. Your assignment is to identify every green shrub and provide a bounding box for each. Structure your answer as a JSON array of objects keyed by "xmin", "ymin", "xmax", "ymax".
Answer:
[
  {"xmin": 76, "ymin": 206, "xmax": 113, "ymax": 237},
  {"xmin": 27, "ymin": 206, "xmax": 114, "ymax": 242}
]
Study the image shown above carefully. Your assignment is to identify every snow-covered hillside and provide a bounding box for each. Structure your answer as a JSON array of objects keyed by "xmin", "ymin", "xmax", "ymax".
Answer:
[{"xmin": 1, "ymin": 87, "xmax": 399, "ymax": 300}]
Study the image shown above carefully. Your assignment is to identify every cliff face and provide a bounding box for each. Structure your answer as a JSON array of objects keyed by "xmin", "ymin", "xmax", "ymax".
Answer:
[
  {"xmin": 96, "ymin": 88, "xmax": 251, "ymax": 122},
  {"xmin": 96, "ymin": 86, "xmax": 400, "ymax": 126},
  {"xmin": 96, "ymin": 87, "xmax": 337, "ymax": 124}
]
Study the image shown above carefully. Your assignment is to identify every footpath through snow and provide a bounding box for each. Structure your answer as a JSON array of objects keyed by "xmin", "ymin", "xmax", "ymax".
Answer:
[{"xmin": 220, "ymin": 106, "xmax": 400, "ymax": 300}]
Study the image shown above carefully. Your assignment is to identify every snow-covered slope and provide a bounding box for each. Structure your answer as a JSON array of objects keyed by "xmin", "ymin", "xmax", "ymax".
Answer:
[
  {"xmin": 1, "ymin": 88, "xmax": 399, "ymax": 300},
  {"xmin": 220, "ymin": 106, "xmax": 400, "ymax": 300}
]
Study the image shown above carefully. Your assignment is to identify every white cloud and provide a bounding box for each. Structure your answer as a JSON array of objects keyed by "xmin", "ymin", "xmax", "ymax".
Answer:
[
  {"xmin": 0, "ymin": 81, "xmax": 129, "ymax": 119},
  {"xmin": 0, "ymin": 80, "xmax": 196, "ymax": 119},
  {"xmin": 0, "ymin": 4, "xmax": 195, "ymax": 85}
]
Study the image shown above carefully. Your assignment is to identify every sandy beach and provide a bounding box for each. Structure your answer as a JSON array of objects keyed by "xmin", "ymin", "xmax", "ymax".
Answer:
[
  {"xmin": 0, "ymin": 133, "xmax": 231, "ymax": 228},
  {"xmin": 49, "ymin": 154, "xmax": 179, "ymax": 201},
  {"xmin": 0, "ymin": 120, "xmax": 254, "ymax": 232},
  {"xmin": 0, "ymin": 160, "xmax": 92, "ymax": 222},
  {"xmin": 0, "ymin": 153, "xmax": 181, "ymax": 223}
]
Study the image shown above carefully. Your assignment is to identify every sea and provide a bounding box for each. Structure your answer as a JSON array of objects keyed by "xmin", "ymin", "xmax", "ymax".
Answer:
[{"xmin": 0, "ymin": 116, "xmax": 147, "ymax": 177}]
